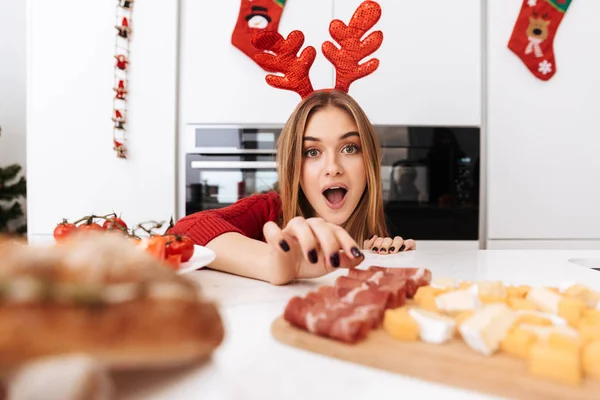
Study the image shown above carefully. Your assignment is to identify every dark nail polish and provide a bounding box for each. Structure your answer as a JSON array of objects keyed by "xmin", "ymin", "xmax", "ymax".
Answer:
[
  {"xmin": 279, "ymin": 240, "xmax": 290, "ymax": 252},
  {"xmin": 379, "ymin": 248, "xmax": 386, "ymax": 253},
  {"xmin": 389, "ymin": 247, "xmax": 395, "ymax": 252},
  {"xmin": 399, "ymin": 244, "xmax": 406, "ymax": 251},
  {"xmin": 351, "ymin": 247, "xmax": 362, "ymax": 258},
  {"xmin": 372, "ymin": 247, "xmax": 378, "ymax": 252},
  {"xmin": 308, "ymin": 249, "xmax": 318, "ymax": 264},
  {"xmin": 330, "ymin": 253, "xmax": 340, "ymax": 268}
]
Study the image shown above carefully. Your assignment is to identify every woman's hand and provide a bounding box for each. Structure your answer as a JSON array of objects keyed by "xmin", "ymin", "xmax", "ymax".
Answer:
[
  {"xmin": 262, "ymin": 217, "xmax": 365, "ymax": 285},
  {"xmin": 363, "ymin": 235, "xmax": 416, "ymax": 254}
]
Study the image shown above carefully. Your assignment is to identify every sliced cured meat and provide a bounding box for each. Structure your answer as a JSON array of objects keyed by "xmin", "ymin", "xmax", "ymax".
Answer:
[
  {"xmin": 335, "ymin": 276, "xmax": 403, "ymax": 311},
  {"xmin": 282, "ymin": 296, "xmax": 377, "ymax": 343},
  {"xmin": 367, "ymin": 267, "xmax": 432, "ymax": 298}
]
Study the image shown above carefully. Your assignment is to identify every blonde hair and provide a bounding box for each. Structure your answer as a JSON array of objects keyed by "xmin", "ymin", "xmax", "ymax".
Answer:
[{"xmin": 276, "ymin": 90, "xmax": 388, "ymax": 243}]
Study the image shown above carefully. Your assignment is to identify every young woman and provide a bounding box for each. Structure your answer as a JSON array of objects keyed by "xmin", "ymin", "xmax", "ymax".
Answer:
[{"xmin": 170, "ymin": 90, "xmax": 416, "ymax": 285}]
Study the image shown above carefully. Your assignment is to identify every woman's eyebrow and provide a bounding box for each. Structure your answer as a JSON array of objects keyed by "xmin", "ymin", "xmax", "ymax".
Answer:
[{"xmin": 303, "ymin": 131, "xmax": 359, "ymax": 142}]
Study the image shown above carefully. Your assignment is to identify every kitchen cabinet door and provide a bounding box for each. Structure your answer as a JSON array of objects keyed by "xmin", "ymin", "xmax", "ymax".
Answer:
[
  {"xmin": 486, "ymin": 0, "xmax": 600, "ymax": 241},
  {"xmin": 332, "ymin": 0, "xmax": 481, "ymax": 126},
  {"xmin": 180, "ymin": 0, "xmax": 334, "ymax": 125}
]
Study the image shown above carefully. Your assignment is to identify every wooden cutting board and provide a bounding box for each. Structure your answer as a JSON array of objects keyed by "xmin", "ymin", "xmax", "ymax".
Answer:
[{"xmin": 272, "ymin": 316, "xmax": 600, "ymax": 400}]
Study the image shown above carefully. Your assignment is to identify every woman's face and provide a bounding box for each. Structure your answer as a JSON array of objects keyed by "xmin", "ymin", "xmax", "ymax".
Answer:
[{"xmin": 300, "ymin": 106, "xmax": 367, "ymax": 225}]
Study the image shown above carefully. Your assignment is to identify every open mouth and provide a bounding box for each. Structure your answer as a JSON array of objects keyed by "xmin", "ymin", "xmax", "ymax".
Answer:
[{"xmin": 322, "ymin": 187, "xmax": 348, "ymax": 209}]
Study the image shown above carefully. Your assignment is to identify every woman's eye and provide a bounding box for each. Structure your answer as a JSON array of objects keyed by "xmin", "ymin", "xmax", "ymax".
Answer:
[
  {"xmin": 304, "ymin": 149, "xmax": 320, "ymax": 158},
  {"xmin": 342, "ymin": 144, "xmax": 359, "ymax": 154}
]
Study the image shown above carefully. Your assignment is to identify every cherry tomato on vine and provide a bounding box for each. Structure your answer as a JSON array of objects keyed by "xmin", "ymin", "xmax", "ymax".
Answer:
[
  {"xmin": 53, "ymin": 221, "xmax": 77, "ymax": 241},
  {"xmin": 78, "ymin": 222, "xmax": 104, "ymax": 233},
  {"xmin": 164, "ymin": 235, "xmax": 195, "ymax": 262},
  {"xmin": 103, "ymin": 217, "xmax": 128, "ymax": 232}
]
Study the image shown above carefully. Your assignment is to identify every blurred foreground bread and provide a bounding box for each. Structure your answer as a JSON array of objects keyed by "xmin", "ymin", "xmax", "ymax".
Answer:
[
  {"xmin": 6, "ymin": 354, "xmax": 112, "ymax": 400},
  {"xmin": 0, "ymin": 232, "xmax": 224, "ymax": 370}
]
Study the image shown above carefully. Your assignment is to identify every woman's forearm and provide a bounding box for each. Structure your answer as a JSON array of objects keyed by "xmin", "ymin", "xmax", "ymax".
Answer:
[{"xmin": 204, "ymin": 232, "xmax": 291, "ymax": 285}]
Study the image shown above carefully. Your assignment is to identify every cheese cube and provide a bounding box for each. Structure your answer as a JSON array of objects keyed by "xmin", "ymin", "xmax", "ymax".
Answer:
[
  {"xmin": 414, "ymin": 285, "xmax": 444, "ymax": 300},
  {"xmin": 454, "ymin": 310, "xmax": 475, "ymax": 327},
  {"xmin": 383, "ymin": 308, "xmax": 419, "ymax": 341},
  {"xmin": 558, "ymin": 296, "xmax": 586, "ymax": 327},
  {"xmin": 526, "ymin": 287, "xmax": 562, "ymax": 314},
  {"xmin": 579, "ymin": 320, "xmax": 600, "ymax": 342},
  {"xmin": 563, "ymin": 283, "xmax": 600, "ymax": 309},
  {"xmin": 500, "ymin": 327, "xmax": 537, "ymax": 358},
  {"xmin": 515, "ymin": 310, "xmax": 566, "ymax": 326},
  {"xmin": 457, "ymin": 281, "xmax": 474, "ymax": 290},
  {"xmin": 408, "ymin": 308, "xmax": 455, "ymax": 344},
  {"xmin": 583, "ymin": 340, "xmax": 600, "ymax": 379},
  {"xmin": 459, "ymin": 303, "xmax": 516, "ymax": 356},
  {"xmin": 477, "ymin": 281, "xmax": 508, "ymax": 304},
  {"xmin": 518, "ymin": 324, "xmax": 579, "ymax": 340},
  {"xmin": 507, "ymin": 297, "xmax": 538, "ymax": 311},
  {"xmin": 547, "ymin": 332, "xmax": 583, "ymax": 353},
  {"xmin": 435, "ymin": 289, "xmax": 482, "ymax": 313},
  {"xmin": 582, "ymin": 309, "xmax": 600, "ymax": 324},
  {"xmin": 414, "ymin": 291, "xmax": 440, "ymax": 313},
  {"xmin": 528, "ymin": 343, "xmax": 582, "ymax": 386},
  {"xmin": 507, "ymin": 285, "xmax": 531, "ymax": 299}
]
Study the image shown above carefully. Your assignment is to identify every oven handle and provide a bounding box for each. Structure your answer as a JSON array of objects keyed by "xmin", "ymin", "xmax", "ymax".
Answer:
[
  {"xmin": 192, "ymin": 148, "xmax": 276, "ymax": 155},
  {"xmin": 190, "ymin": 161, "xmax": 277, "ymax": 169}
]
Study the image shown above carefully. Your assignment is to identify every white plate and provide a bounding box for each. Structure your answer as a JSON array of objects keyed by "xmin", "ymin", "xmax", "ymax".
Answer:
[{"xmin": 177, "ymin": 245, "xmax": 216, "ymax": 275}]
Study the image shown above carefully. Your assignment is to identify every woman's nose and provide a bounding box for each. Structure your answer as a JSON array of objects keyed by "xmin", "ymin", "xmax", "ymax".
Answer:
[{"xmin": 325, "ymin": 156, "xmax": 343, "ymax": 176}]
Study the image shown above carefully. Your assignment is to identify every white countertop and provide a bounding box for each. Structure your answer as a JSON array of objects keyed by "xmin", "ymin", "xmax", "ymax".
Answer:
[{"xmin": 114, "ymin": 249, "xmax": 600, "ymax": 400}]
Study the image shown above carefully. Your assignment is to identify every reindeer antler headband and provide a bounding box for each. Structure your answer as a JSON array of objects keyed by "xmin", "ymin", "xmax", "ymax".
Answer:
[{"xmin": 251, "ymin": 0, "xmax": 383, "ymax": 99}]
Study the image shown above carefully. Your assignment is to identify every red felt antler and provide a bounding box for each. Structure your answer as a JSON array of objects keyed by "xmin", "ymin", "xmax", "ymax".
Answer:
[
  {"xmin": 322, "ymin": 1, "xmax": 383, "ymax": 93},
  {"xmin": 252, "ymin": 30, "xmax": 316, "ymax": 99}
]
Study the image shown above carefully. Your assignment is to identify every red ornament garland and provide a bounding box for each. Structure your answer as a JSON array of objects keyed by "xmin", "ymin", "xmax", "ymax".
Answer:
[{"xmin": 112, "ymin": 0, "xmax": 134, "ymax": 158}]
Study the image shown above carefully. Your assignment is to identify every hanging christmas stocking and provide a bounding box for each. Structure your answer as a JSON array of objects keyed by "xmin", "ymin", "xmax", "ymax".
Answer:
[
  {"xmin": 231, "ymin": 0, "xmax": 286, "ymax": 70},
  {"xmin": 507, "ymin": 0, "xmax": 573, "ymax": 81}
]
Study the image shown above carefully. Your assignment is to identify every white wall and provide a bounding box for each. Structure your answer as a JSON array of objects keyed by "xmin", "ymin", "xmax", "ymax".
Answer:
[
  {"xmin": 0, "ymin": 0, "xmax": 27, "ymax": 231},
  {"xmin": 26, "ymin": 0, "xmax": 178, "ymax": 241},
  {"xmin": 486, "ymin": 0, "xmax": 600, "ymax": 249}
]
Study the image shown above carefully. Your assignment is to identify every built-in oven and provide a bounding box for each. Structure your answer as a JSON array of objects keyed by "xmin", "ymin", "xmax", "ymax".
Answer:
[
  {"xmin": 180, "ymin": 124, "xmax": 480, "ymax": 242},
  {"xmin": 181, "ymin": 125, "xmax": 281, "ymax": 215}
]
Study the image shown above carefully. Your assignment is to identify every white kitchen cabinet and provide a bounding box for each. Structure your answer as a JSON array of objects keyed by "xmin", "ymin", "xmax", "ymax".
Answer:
[
  {"xmin": 487, "ymin": 0, "xmax": 600, "ymax": 241},
  {"xmin": 332, "ymin": 0, "xmax": 481, "ymax": 126},
  {"xmin": 180, "ymin": 0, "xmax": 334, "ymax": 125}
]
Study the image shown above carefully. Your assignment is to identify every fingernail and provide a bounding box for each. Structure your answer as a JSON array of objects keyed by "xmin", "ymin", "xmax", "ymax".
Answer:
[
  {"xmin": 330, "ymin": 253, "xmax": 340, "ymax": 268},
  {"xmin": 351, "ymin": 247, "xmax": 362, "ymax": 258},
  {"xmin": 372, "ymin": 247, "xmax": 378, "ymax": 252},
  {"xmin": 399, "ymin": 244, "xmax": 406, "ymax": 251},
  {"xmin": 379, "ymin": 248, "xmax": 386, "ymax": 253},
  {"xmin": 389, "ymin": 246, "xmax": 395, "ymax": 252},
  {"xmin": 279, "ymin": 240, "xmax": 290, "ymax": 252},
  {"xmin": 308, "ymin": 249, "xmax": 318, "ymax": 264}
]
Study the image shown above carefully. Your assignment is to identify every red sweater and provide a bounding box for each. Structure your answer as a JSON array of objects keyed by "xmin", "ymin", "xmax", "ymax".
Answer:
[{"xmin": 169, "ymin": 191, "xmax": 282, "ymax": 246}]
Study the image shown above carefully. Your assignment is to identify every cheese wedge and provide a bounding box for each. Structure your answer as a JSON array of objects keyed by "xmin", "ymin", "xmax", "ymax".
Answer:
[
  {"xmin": 408, "ymin": 308, "xmax": 455, "ymax": 344},
  {"xmin": 526, "ymin": 287, "xmax": 562, "ymax": 314},
  {"xmin": 435, "ymin": 289, "xmax": 482, "ymax": 313},
  {"xmin": 430, "ymin": 277, "xmax": 456, "ymax": 290},
  {"xmin": 459, "ymin": 303, "xmax": 516, "ymax": 356}
]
